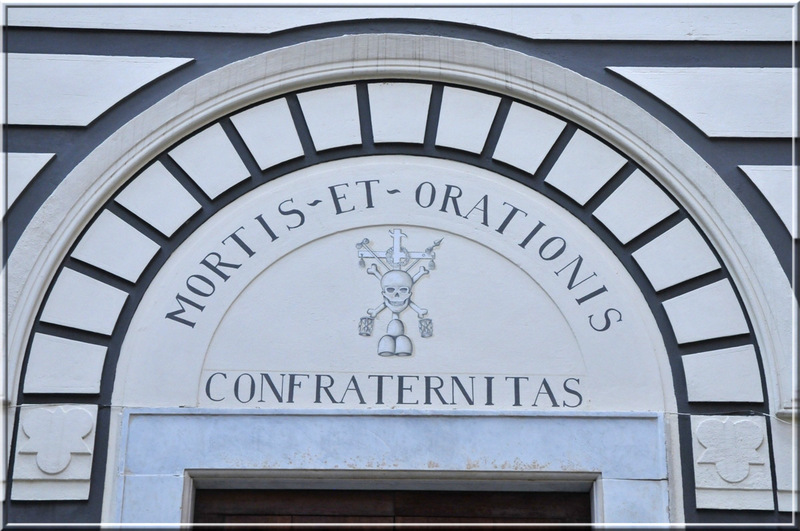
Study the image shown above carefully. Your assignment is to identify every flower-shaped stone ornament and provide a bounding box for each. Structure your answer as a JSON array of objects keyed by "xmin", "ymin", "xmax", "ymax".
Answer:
[
  {"xmin": 18, "ymin": 407, "xmax": 94, "ymax": 475},
  {"xmin": 696, "ymin": 418, "xmax": 764, "ymax": 483}
]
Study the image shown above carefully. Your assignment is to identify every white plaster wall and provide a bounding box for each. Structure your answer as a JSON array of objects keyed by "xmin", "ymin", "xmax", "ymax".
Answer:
[{"xmin": 7, "ymin": 53, "xmax": 191, "ymax": 126}]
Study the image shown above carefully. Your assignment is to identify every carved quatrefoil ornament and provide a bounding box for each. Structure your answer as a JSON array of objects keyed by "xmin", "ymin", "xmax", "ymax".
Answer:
[
  {"xmin": 18, "ymin": 407, "xmax": 94, "ymax": 475},
  {"xmin": 696, "ymin": 418, "xmax": 765, "ymax": 483}
]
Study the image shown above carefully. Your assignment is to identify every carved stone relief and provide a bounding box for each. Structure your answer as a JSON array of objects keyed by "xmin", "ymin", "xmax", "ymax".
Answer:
[
  {"xmin": 12, "ymin": 405, "xmax": 98, "ymax": 500},
  {"xmin": 691, "ymin": 415, "xmax": 773, "ymax": 510}
]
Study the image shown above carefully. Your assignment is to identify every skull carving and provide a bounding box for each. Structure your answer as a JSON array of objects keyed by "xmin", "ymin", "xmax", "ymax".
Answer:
[{"xmin": 381, "ymin": 270, "xmax": 413, "ymax": 314}]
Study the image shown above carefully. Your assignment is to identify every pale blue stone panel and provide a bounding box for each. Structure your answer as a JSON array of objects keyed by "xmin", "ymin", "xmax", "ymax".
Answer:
[{"xmin": 600, "ymin": 479, "xmax": 669, "ymax": 523}]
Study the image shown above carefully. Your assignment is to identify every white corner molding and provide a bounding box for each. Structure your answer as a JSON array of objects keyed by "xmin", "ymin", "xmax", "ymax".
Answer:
[
  {"xmin": 7, "ymin": 53, "xmax": 193, "ymax": 127},
  {"xmin": 6, "ymin": 6, "xmax": 794, "ymax": 41},
  {"xmin": 5, "ymin": 153, "xmax": 55, "ymax": 207},
  {"xmin": 608, "ymin": 67, "xmax": 795, "ymax": 138},
  {"xmin": 739, "ymin": 165, "xmax": 797, "ymax": 238}
]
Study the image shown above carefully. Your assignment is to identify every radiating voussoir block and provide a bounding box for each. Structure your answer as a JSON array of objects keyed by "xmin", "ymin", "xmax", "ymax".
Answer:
[
  {"xmin": 544, "ymin": 129, "xmax": 626, "ymax": 205},
  {"xmin": 436, "ymin": 86, "xmax": 500, "ymax": 154},
  {"xmin": 662, "ymin": 279, "xmax": 749, "ymax": 344},
  {"xmin": 297, "ymin": 84, "xmax": 361, "ymax": 151},
  {"xmin": 168, "ymin": 123, "xmax": 250, "ymax": 199},
  {"xmin": 24, "ymin": 333, "xmax": 108, "ymax": 394},
  {"xmin": 230, "ymin": 98, "xmax": 304, "ymax": 169},
  {"xmin": 39, "ymin": 268, "xmax": 129, "ymax": 335},
  {"xmin": 632, "ymin": 219, "xmax": 720, "ymax": 291},
  {"xmin": 71, "ymin": 210, "xmax": 160, "ymax": 282},
  {"xmin": 593, "ymin": 170, "xmax": 679, "ymax": 244},
  {"xmin": 493, "ymin": 101, "xmax": 566, "ymax": 175},
  {"xmin": 115, "ymin": 161, "xmax": 202, "ymax": 237},
  {"xmin": 368, "ymin": 82, "xmax": 431, "ymax": 144},
  {"xmin": 682, "ymin": 345, "xmax": 763, "ymax": 403}
]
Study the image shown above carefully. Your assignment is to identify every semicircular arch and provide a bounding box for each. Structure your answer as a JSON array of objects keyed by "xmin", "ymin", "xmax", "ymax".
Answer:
[{"xmin": 7, "ymin": 34, "xmax": 790, "ymax": 521}]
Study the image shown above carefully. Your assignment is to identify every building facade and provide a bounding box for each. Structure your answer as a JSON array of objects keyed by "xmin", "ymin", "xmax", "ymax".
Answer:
[{"xmin": 3, "ymin": 4, "xmax": 798, "ymax": 526}]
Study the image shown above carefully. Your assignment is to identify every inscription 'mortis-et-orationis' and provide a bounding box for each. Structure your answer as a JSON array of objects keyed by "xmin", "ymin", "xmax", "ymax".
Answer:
[{"xmin": 357, "ymin": 229, "xmax": 442, "ymax": 356}]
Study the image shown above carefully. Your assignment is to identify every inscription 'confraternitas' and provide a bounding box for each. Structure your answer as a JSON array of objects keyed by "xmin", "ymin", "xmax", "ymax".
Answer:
[
  {"xmin": 203, "ymin": 371, "xmax": 584, "ymax": 408},
  {"xmin": 165, "ymin": 178, "xmax": 622, "ymax": 332}
]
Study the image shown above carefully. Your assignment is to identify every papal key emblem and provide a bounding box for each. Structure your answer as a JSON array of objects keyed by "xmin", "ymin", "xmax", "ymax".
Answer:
[{"xmin": 357, "ymin": 229, "xmax": 442, "ymax": 356}]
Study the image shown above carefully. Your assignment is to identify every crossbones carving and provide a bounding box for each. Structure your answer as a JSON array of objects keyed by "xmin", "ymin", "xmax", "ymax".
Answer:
[{"xmin": 357, "ymin": 229, "xmax": 442, "ymax": 357}]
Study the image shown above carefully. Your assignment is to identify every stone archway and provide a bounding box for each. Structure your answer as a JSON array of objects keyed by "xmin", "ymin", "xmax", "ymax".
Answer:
[{"xmin": 7, "ymin": 35, "xmax": 791, "ymax": 523}]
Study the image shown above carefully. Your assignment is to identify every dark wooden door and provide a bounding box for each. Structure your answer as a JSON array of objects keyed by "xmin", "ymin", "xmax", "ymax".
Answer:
[{"xmin": 194, "ymin": 488, "xmax": 591, "ymax": 527}]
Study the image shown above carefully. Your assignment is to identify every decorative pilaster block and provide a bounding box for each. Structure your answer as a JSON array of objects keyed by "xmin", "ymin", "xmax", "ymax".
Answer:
[
  {"xmin": 691, "ymin": 415, "xmax": 774, "ymax": 510},
  {"xmin": 12, "ymin": 405, "xmax": 98, "ymax": 500}
]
